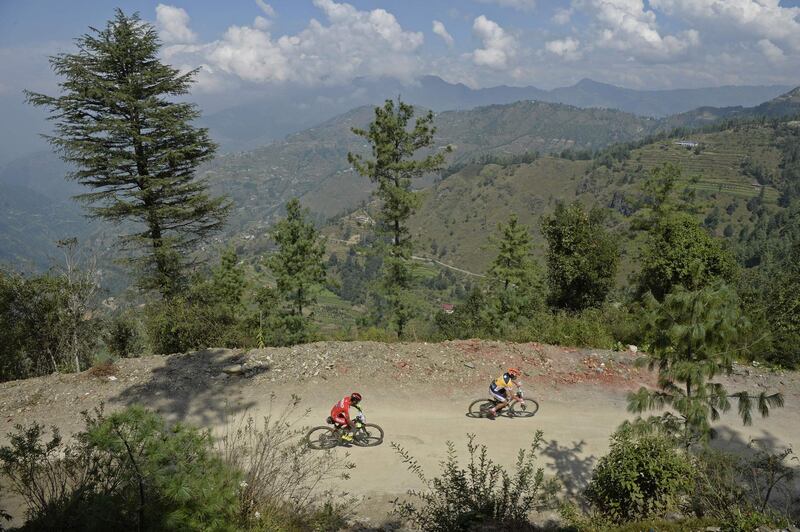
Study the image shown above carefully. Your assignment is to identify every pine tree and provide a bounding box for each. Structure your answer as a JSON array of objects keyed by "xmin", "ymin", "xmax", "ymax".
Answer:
[
  {"xmin": 627, "ymin": 283, "xmax": 784, "ymax": 447},
  {"xmin": 265, "ymin": 199, "xmax": 326, "ymax": 344},
  {"xmin": 26, "ymin": 10, "xmax": 229, "ymax": 297},
  {"xmin": 541, "ymin": 202, "xmax": 618, "ymax": 311},
  {"xmin": 348, "ymin": 99, "xmax": 450, "ymax": 337},
  {"xmin": 486, "ymin": 215, "xmax": 545, "ymax": 325},
  {"xmin": 211, "ymin": 248, "xmax": 245, "ymax": 311}
]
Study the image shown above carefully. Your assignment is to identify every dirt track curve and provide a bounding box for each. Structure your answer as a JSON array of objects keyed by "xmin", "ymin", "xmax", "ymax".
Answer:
[{"xmin": 1, "ymin": 340, "xmax": 798, "ymax": 528}]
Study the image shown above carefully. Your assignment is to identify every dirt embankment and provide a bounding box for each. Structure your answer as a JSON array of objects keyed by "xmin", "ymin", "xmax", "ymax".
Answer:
[{"xmin": 0, "ymin": 340, "xmax": 798, "ymax": 528}]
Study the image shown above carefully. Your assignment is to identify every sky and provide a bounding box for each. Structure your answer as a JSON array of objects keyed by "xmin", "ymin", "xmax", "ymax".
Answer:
[
  {"xmin": 3, "ymin": 0, "xmax": 800, "ymax": 97},
  {"xmin": 2, "ymin": 0, "xmax": 800, "ymax": 162}
]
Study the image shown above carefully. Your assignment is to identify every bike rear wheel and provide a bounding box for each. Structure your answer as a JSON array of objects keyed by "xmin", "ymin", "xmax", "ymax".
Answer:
[
  {"xmin": 468, "ymin": 399, "xmax": 496, "ymax": 418},
  {"xmin": 509, "ymin": 399, "xmax": 539, "ymax": 418},
  {"xmin": 353, "ymin": 423, "xmax": 384, "ymax": 447},
  {"xmin": 305, "ymin": 426, "xmax": 339, "ymax": 449}
]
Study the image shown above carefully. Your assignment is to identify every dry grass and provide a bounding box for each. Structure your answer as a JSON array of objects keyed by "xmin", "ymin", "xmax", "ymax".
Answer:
[
  {"xmin": 217, "ymin": 394, "xmax": 355, "ymax": 528},
  {"xmin": 86, "ymin": 360, "xmax": 117, "ymax": 378}
]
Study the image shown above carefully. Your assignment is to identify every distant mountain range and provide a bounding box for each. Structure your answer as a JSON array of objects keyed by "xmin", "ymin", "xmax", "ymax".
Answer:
[{"xmin": 198, "ymin": 76, "xmax": 792, "ymax": 153}]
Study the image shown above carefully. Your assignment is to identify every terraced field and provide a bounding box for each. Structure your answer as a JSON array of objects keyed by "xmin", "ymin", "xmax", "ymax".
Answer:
[{"xmin": 632, "ymin": 126, "xmax": 781, "ymax": 202}]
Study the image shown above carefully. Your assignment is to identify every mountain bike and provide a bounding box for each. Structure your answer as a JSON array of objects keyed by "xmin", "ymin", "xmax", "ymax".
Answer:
[
  {"xmin": 305, "ymin": 413, "xmax": 384, "ymax": 449},
  {"xmin": 467, "ymin": 389, "xmax": 539, "ymax": 419}
]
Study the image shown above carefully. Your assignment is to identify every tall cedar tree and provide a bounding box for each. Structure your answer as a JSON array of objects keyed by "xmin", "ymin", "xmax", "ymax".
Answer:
[
  {"xmin": 627, "ymin": 283, "xmax": 784, "ymax": 448},
  {"xmin": 26, "ymin": 10, "xmax": 229, "ymax": 297},
  {"xmin": 487, "ymin": 215, "xmax": 545, "ymax": 324},
  {"xmin": 266, "ymin": 199, "xmax": 326, "ymax": 341},
  {"xmin": 348, "ymin": 99, "xmax": 450, "ymax": 337},
  {"xmin": 541, "ymin": 202, "xmax": 618, "ymax": 311}
]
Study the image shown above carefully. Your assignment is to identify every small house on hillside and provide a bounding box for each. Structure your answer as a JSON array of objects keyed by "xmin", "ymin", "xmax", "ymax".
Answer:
[
  {"xmin": 674, "ymin": 140, "xmax": 699, "ymax": 148},
  {"xmin": 441, "ymin": 303, "xmax": 454, "ymax": 314}
]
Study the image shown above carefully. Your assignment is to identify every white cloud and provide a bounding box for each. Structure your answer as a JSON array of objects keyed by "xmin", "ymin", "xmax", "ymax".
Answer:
[
  {"xmin": 552, "ymin": 7, "xmax": 573, "ymax": 25},
  {"xmin": 581, "ymin": 0, "xmax": 699, "ymax": 61},
  {"xmin": 432, "ymin": 20, "xmax": 454, "ymax": 47},
  {"xmin": 471, "ymin": 15, "xmax": 517, "ymax": 69},
  {"xmin": 546, "ymin": 37, "xmax": 582, "ymax": 60},
  {"xmin": 254, "ymin": 16, "xmax": 272, "ymax": 31},
  {"xmin": 475, "ymin": 0, "xmax": 536, "ymax": 12},
  {"xmin": 757, "ymin": 39, "xmax": 785, "ymax": 64},
  {"xmin": 650, "ymin": 0, "xmax": 800, "ymax": 52},
  {"xmin": 184, "ymin": 0, "xmax": 424, "ymax": 86},
  {"xmin": 155, "ymin": 4, "xmax": 197, "ymax": 44},
  {"xmin": 255, "ymin": 0, "xmax": 276, "ymax": 18}
]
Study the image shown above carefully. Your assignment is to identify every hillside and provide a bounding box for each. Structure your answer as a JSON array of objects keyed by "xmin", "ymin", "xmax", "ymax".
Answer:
[
  {"xmin": 205, "ymin": 100, "xmax": 655, "ymax": 233},
  {"xmin": 662, "ymin": 86, "xmax": 800, "ymax": 130},
  {"xmin": 4, "ymin": 87, "xmax": 799, "ymax": 279},
  {"xmin": 321, "ymin": 120, "xmax": 793, "ymax": 278}
]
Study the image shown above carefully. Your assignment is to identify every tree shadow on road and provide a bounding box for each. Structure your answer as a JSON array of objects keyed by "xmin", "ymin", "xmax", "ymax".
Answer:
[
  {"xmin": 542, "ymin": 439, "xmax": 596, "ymax": 510},
  {"xmin": 110, "ymin": 348, "xmax": 265, "ymax": 425},
  {"xmin": 708, "ymin": 425, "xmax": 800, "ymax": 518}
]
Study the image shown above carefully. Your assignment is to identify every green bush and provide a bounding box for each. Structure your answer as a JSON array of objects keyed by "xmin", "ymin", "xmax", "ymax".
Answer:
[
  {"xmin": 392, "ymin": 431, "xmax": 558, "ymax": 531},
  {"xmin": 584, "ymin": 427, "xmax": 694, "ymax": 524},
  {"xmin": 104, "ymin": 313, "xmax": 142, "ymax": 358},
  {"xmin": 434, "ymin": 295, "xmax": 641, "ymax": 350},
  {"xmin": 0, "ymin": 406, "xmax": 240, "ymax": 531},
  {"xmin": 0, "ymin": 269, "xmax": 100, "ymax": 381},
  {"xmin": 522, "ymin": 309, "xmax": 617, "ymax": 348},
  {"xmin": 144, "ymin": 289, "xmax": 246, "ymax": 354}
]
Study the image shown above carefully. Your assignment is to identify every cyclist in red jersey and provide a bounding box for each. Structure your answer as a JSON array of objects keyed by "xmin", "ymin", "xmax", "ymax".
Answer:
[{"xmin": 330, "ymin": 392, "xmax": 363, "ymax": 442}]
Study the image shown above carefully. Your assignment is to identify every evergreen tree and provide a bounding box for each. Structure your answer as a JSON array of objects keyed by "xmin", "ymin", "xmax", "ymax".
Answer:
[
  {"xmin": 636, "ymin": 163, "xmax": 699, "ymax": 227},
  {"xmin": 486, "ymin": 215, "xmax": 545, "ymax": 325},
  {"xmin": 264, "ymin": 199, "xmax": 327, "ymax": 344},
  {"xmin": 211, "ymin": 248, "xmax": 245, "ymax": 312},
  {"xmin": 636, "ymin": 212, "xmax": 737, "ymax": 301},
  {"xmin": 541, "ymin": 202, "xmax": 619, "ymax": 311},
  {"xmin": 741, "ymin": 241, "xmax": 800, "ymax": 368},
  {"xmin": 26, "ymin": 10, "xmax": 229, "ymax": 297},
  {"xmin": 627, "ymin": 283, "xmax": 784, "ymax": 447},
  {"xmin": 348, "ymin": 99, "xmax": 450, "ymax": 337}
]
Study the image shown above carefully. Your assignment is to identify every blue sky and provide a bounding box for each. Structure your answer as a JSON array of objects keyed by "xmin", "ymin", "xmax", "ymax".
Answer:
[
  {"xmin": 3, "ymin": 0, "xmax": 800, "ymax": 96},
  {"xmin": 3, "ymin": 0, "xmax": 799, "ymax": 164}
]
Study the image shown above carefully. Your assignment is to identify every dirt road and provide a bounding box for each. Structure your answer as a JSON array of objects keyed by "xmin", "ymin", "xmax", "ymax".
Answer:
[{"xmin": 0, "ymin": 341, "xmax": 797, "ymax": 527}]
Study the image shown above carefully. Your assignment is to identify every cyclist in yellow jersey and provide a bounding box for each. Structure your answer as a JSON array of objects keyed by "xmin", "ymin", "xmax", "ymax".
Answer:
[{"xmin": 487, "ymin": 367, "xmax": 522, "ymax": 419}]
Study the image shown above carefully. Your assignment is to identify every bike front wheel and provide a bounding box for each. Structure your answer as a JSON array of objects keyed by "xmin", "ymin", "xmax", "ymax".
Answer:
[
  {"xmin": 468, "ymin": 399, "xmax": 496, "ymax": 418},
  {"xmin": 305, "ymin": 426, "xmax": 339, "ymax": 449},
  {"xmin": 353, "ymin": 423, "xmax": 384, "ymax": 447},
  {"xmin": 509, "ymin": 399, "xmax": 539, "ymax": 418}
]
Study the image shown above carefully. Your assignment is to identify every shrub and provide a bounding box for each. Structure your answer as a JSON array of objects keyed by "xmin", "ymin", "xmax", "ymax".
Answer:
[
  {"xmin": 0, "ymin": 406, "xmax": 240, "ymax": 531},
  {"xmin": 392, "ymin": 431, "xmax": 558, "ymax": 531},
  {"xmin": 144, "ymin": 288, "xmax": 246, "ymax": 354},
  {"xmin": 217, "ymin": 395, "xmax": 354, "ymax": 527},
  {"xmin": 584, "ymin": 427, "xmax": 693, "ymax": 523},
  {"xmin": 692, "ymin": 445, "xmax": 797, "ymax": 529},
  {"xmin": 104, "ymin": 313, "xmax": 142, "ymax": 358},
  {"xmin": 521, "ymin": 309, "xmax": 617, "ymax": 349},
  {"xmin": 0, "ymin": 269, "xmax": 100, "ymax": 381}
]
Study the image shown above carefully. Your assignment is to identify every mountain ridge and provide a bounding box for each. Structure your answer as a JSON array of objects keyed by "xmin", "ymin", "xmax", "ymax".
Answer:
[{"xmin": 198, "ymin": 76, "xmax": 793, "ymax": 153}]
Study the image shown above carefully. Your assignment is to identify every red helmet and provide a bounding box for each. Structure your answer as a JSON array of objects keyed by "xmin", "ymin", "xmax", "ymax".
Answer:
[
  {"xmin": 350, "ymin": 392, "xmax": 362, "ymax": 402},
  {"xmin": 507, "ymin": 368, "xmax": 521, "ymax": 378}
]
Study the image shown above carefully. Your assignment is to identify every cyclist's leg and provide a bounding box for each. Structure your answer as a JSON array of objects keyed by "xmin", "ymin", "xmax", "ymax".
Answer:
[
  {"xmin": 489, "ymin": 388, "xmax": 508, "ymax": 416},
  {"xmin": 496, "ymin": 391, "xmax": 510, "ymax": 412}
]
